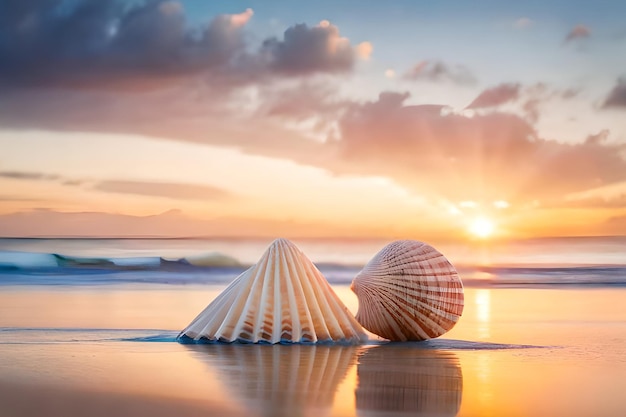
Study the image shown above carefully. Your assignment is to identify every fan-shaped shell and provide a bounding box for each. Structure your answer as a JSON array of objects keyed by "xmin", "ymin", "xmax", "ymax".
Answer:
[
  {"xmin": 351, "ymin": 240, "xmax": 464, "ymax": 341},
  {"xmin": 178, "ymin": 238, "xmax": 367, "ymax": 344}
]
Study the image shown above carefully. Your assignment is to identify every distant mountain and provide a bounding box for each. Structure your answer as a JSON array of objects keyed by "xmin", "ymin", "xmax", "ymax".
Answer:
[{"xmin": 0, "ymin": 209, "xmax": 361, "ymax": 238}]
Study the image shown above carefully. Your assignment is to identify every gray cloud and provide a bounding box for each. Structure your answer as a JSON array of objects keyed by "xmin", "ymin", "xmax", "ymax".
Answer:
[
  {"xmin": 403, "ymin": 60, "xmax": 476, "ymax": 85},
  {"xmin": 519, "ymin": 83, "xmax": 579, "ymax": 123},
  {"xmin": 467, "ymin": 83, "xmax": 521, "ymax": 109},
  {"xmin": 0, "ymin": 1, "xmax": 249, "ymax": 89},
  {"xmin": 0, "ymin": 170, "xmax": 233, "ymax": 202},
  {"xmin": 261, "ymin": 21, "xmax": 371, "ymax": 76},
  {"xmin": 93, "ymin": 180, "xmax": 232, "ymax": 200},
  {"xmin": 0, "ymin": 171, "xmax": 60, "ymax": 181},
  {"xmin": 0, "ymin": 1, "xmax": 368, "ymax": 91},
  {"xmin": 602, "ymin": 78, "xmax": 626, "ymax": 108}
]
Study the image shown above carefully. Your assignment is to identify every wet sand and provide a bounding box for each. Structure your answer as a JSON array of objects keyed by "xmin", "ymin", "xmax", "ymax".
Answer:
[{"xmin": 1, "ymin": 286, "xmax": 625, "ymax": 417}]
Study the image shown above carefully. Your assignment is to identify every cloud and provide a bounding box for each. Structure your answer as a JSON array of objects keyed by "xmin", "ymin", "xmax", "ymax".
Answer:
[
  {"xmin": 0, "ymin": 0, "xmax": 250, "ymax": 89},
  {"xmin": 258, "ymin": 80, "xmax": 348, "ymax": 124},
  {"xmin": 335, "ymin": 92, "xmax": 626, "ymax": 202},
  {"xmin": 0, "ymin": 1, "xmax": 368, "ymax": 90},
  {"xmin": 94, "ymin": 180, "xmax": 232, "ymax": 200},
  {"xmin": 0, "ymin": 195, "xmax": 47, "ymax": 202},
  {"xmin": 584, "ymin": 129, "xmax": 610, "ymax": 145},
  {"xmin": 0, "ymin": 171, "xmax": 60, "ymax": 181},
  {"xmin": 514, "ymin": 17, "xmax": 533, "ymax": 29},
  {"xmin": 1, "ymin": 79, "xmax": 624, "ymax": 212},
  {"xmin": 403, "ymin": 60, "xmax": 476, "ymax": 85},
  {"xmin": 260, "ymin": 20, "xmax": 370, "ymax": 75},
  {"xmin": 561, "ymin": 177, "xmax": 626, "ymax": 209},
  {"xmin": 467, "ymin": 83, "xmax": 521, "ymax": 109},
  {"xmin": 0, "ymin": 87, "xmax": 333, "ymax": 169},
  {"xmin": 0, "ymin": 170, "xmax": 233, "ymax": 202},
  {"xmin": 355, "ymin": 42, "xmax": 373, "ymax": 60},
  {"xmin": 602, "ymin": 78, "xmax": 626, "ymax": 108},
  {"xmin": 4, "ymin": 84, "xmax": 625, "ymax": 209},
  {"xmin": 518, "ymin": 83, "xmax": 580, "ymax": 123},
  {"xmin": 229, "ymin": 8, "xmax": 254, "ymax": 27},
  {"xmin": 564, "ymin": 195, "xmax": 626, "ymax": 208},
  {"xmin": 564, "ymin": 24, "xmax": 591, "ymax": 43},
  {"xmin": 604, "ymin": 215, "xmax": 626, "ymax": 234}
]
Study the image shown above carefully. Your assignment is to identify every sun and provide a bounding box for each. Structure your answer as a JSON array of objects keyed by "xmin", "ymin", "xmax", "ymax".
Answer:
[{"xmin": 468, "ymin": 217, "xmax": 495, "ymax": 239}]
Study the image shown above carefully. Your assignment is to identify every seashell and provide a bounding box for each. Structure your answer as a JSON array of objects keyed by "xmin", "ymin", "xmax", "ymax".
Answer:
[
  {"xmin": 351, "ymin": 240, "xmax": 464, "ymax": 341},
  {"xmin": 178, "ymin": 238, "xmax": 367, "ymax": 344}
]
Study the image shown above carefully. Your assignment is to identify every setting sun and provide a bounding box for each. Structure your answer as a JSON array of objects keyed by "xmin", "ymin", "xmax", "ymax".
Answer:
[{"xmin": 468, "ymin": 217, "xmax": 495, "ymax": 239}]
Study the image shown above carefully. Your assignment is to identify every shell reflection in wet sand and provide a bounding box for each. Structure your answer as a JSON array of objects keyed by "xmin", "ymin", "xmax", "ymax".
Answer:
[
  {"xmin": 356, "ymin": 346, "xmax": 463, "ymax": 417},
  {"xmin": 186, "ymin": 344, "xmax": 358, "ymax": 417}
]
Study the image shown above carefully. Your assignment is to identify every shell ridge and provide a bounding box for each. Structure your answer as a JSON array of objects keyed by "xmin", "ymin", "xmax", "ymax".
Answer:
[
  {"xmin": 236, "ymin": 251, "xmax": 272, "ymax": 342},
  {"xmin": 357, "ymin": 285, "xmax": 408, "ymax": 340},
  {"xmin": 303, "ymin": 261, "xmax": 338, "ymax": 340},
  {"xmin": 253, "ymin": 245, "xmax": 276, "ymax": 343},
  {"xmin": 271, "ymin": 251, "xmax": 283, "ymax": 344},
  {"xmin": 202, "ymin": 267, "xmax": 256, "ymax": 341},
  {"xmin": 287, "ymin": 243, "xmax": 318, "ymax": 342},
  {"xmin": 279, "ymin": 247, "xmax": 302, "ymax": 342},
  {"xmin": 309, "ymin": 262, "xmax": 351, "ymax": 341},
  {"xmin": 222, "ymin": 247, "xmax": 270, "ymax": 341},
  {"xmin": 193, "ymin": 275, "xmax": 246, "ymax": 340},
  {"xmin": 181, "ymin": 272, "xmax": 244, "ymax": 339},
  {"xmin": 286, "ymin": 245, "xmax": 321, "ymax": 342},
  {"xmin": 351, "ymin": 240, "xmax": 464, "ymax": 341}
]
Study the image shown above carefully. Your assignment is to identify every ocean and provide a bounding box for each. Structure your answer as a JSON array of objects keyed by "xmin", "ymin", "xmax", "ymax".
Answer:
[{"xmin": 0, "ymin": 236, "xmax": 624, "ymax": 287}]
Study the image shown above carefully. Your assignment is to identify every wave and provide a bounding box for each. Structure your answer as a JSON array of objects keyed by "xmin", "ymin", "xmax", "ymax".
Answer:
[
  {"xmin": 0, "ymin": 250, "xmax": 243, "ymax": 271},
  {"xmin": 1, "ymin": 250, "xmax": 625, "ymax": 287}
]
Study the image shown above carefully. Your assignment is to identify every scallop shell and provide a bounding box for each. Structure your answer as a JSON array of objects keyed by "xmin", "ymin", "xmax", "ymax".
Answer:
[
  {"xmin": 351, "ymin": 240, "xmax": 464, "ymax": 341},
  {"xmin": 178, "ymin": 238, "xmax": 367, "ymax": 344}
]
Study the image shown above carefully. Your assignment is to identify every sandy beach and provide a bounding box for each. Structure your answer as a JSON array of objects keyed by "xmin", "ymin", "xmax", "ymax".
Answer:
[{"xmin": 1, "ymin": 284, "xmax": 625, "ymax": 417}]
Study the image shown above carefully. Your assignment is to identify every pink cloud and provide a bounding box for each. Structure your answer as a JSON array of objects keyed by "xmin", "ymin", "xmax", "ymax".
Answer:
[
  {"xmin": 403, "ymin": 60, "xmax": 476, "ymax": 85},
  {"xmin": 564, "ymin": 24, "xmax": 591, "ymax": 43},
  {"xmin": 467, "ymin": 83, "xmax": 521, "ymax": 109}
]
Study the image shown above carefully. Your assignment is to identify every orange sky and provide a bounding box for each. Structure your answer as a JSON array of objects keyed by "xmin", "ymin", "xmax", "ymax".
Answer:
[{"xmin": 1, "ymin": 1, "xmax": 625, "ymax": 239}]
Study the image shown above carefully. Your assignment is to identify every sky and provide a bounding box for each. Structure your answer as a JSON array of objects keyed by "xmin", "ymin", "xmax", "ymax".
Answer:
[{"xmin": 1, "ymin": 0, "xmax": 625, "ymax": 239}]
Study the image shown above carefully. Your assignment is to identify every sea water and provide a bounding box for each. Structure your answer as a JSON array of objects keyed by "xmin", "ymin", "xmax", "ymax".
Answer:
[{"xmin": 0, "ymin": 236, "xmax": 625, "ymax": 286}]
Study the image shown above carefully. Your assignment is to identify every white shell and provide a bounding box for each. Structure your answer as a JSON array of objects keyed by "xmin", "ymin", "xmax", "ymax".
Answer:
[
  {"xmin": 178, "ymin": 238, "xmax": 367, "ymax": 344},
  {"xmin": 351, "ymin": 240, "xmax": 464, "ymax": 341}
]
